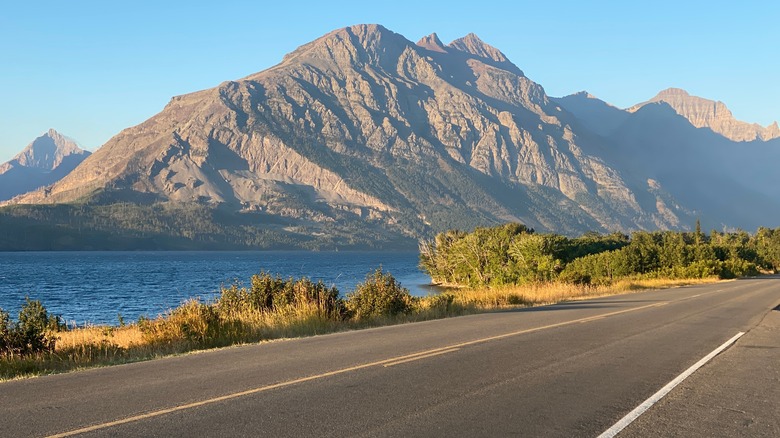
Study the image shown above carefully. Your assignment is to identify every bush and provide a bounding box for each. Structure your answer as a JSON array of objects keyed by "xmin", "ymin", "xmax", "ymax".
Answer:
[
  {"xmin": 719, "ymin": 258, "xmax": 759, "ymax": 279},
  {"xmin": 0, "ymin": 298, "xmax": 63, "ymax": 356},
  {"xmin": 140, "ymin": 299, "xmax": 230, "ymax": 348},
  {"xmin": 681, "ymin": 259, "xmax": 721, "ymax": 278},
  {"xmin": 0, "ymin": 309, "xmax": 10, "ymax": 354},
  {"xmin": 346, "ymin": 268, "xmax": 416, "ymax": 319},
  {"xmin": 218, "ymin": 272, "xmax": 346, "ymax": 320}
]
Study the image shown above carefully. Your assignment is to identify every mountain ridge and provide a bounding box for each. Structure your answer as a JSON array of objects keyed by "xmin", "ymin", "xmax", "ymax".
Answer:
[{"xmin": 628, "ymin": 87, "xmax": 780, "ymax": 142}]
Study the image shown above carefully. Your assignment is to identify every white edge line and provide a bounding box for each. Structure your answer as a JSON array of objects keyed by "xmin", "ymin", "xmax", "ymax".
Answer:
[{"xmin": 598, "ymin": 331, "xmax": 746, "ymax": 438}]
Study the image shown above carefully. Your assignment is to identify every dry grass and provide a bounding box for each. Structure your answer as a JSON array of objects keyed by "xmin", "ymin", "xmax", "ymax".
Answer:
[
  {"xmin": 445, "ymin": 276, "xmax": 721, "ymax": 310},
  {"xmin": 1, "ymin": 276, "xmax": 723, "ymax": 381},
  {"xmin": 608, "ymin": 276, "xmax": 721, "ymax": 291},
  {"xmin": 56, "ymin": 325, "xmax": 145, "ymax": 350}
]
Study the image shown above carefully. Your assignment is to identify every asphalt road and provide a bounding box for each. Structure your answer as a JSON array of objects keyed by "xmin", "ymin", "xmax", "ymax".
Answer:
[{"xmin": 1, "ymin": 277, "xmax": 778, "ymax": 437}]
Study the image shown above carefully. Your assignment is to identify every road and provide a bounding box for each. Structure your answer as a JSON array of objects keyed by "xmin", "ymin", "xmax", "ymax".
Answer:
[{"xmin": 1, "ymin": 277, "xmax": 778, "ymax": 437}]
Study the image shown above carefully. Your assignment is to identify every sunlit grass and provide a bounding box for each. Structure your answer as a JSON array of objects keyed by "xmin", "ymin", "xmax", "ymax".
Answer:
[
  {"xmin": 444, "ymin": 276, "xmax": 721, "ymax": 310},
  {"xmin": 57, "ymin": 324, "xmax": 145, "ymax": 350}
]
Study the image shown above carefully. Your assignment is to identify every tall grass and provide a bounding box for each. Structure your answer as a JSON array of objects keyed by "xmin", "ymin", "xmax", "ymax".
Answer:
[{"xmin": 0, "ymin": 273, "xmax": 720, "ymax": 381}]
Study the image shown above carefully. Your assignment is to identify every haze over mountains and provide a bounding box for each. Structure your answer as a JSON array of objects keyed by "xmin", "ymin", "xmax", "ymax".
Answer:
[
  {"xmin": 0, "ymin": 129, "xmax": 90, "ymax": 202},
  {"xmin": 628, "ymin": 88, "xmax": 780, "ymax": 142},
  {"xmin": 2, "ymin": 24, "xmax": 778, "ymax": 249}
]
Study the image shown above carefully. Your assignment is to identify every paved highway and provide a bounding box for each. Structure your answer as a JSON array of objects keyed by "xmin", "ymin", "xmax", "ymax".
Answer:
[{"xmin": 1, "ymin": 277, "xmax": 778, "ymax": 437}]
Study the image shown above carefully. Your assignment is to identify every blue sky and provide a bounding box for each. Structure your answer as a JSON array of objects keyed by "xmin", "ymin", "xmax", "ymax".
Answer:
[{"xmin": 1, "ymin": 0, "xmax": 777, "ymax": 162}]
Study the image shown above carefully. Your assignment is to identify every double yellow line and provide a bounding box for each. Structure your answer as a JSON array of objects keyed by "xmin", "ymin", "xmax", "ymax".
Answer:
[{"xmin": 47, "ymin": 302, "xmax": 667, "ymax": 437}]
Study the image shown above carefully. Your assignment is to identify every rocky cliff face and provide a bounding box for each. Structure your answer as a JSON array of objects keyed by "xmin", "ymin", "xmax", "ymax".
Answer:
[
  {"xmin": 628, "ymin": 88, "xmax": 780, "ymax": 142},
  {"xmin": 7, "ymin": 25, "xmax": 779, "ymax": 244},
  {"xmin": 0, "ymin": 129, "xmax": 90, "ymax": 201}
]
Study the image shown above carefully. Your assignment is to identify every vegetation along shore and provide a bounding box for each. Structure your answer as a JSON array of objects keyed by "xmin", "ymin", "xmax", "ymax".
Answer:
[{"xmin": 2, "ymin": 223, "xmax": 779, "ymax": 380}]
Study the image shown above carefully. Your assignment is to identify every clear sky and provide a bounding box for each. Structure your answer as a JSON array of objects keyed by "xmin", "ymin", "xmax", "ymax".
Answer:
[{"xmin": 1, "ymin": 0, "xmax": 777, "ymax": 162}]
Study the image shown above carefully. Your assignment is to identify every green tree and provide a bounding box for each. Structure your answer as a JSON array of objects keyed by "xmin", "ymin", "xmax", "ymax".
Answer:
[{"xmin": 508, "ymin": 233, "xmax": 567, "ymax": 282}]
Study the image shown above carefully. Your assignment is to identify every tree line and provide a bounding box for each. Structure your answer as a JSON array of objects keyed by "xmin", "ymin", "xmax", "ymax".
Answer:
[
  {"xmin": 0, "ymin": 202, "xmax": 415, "ymax": 250},
  {"xmin": 419, "ymin": 223, "xmax": 780, "ymax": 287}
]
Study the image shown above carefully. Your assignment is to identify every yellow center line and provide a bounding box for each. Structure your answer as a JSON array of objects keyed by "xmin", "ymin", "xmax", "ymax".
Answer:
[
  {"xmin": 383, "ymin": 348, "xmax": 461, "ymax": 367},
  {"xmin": 46, "ymin": 301, "xmax": 667, "ymax": 438}
]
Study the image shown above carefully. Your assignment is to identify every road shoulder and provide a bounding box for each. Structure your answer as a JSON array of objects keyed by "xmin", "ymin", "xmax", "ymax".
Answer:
[{"xmin": 620, "ymin": 304, "xmax": 780, "ymax": 437}]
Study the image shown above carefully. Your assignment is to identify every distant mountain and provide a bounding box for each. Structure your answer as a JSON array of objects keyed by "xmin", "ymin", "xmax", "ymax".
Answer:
[
  {"xmin": 551, "ymin": 92, "xmax": 629, "ymax": 137},
  {"xmin": 628, "ymin": 88, "xmax": 780, "ymax": 142},
  {"xmin": 604, "ymin": 102, "xmax": 780, "ymax": 231},
  {"xmin": 3, "ymin": 25, "xmax": 778, "ymax": 249},
  {"xmin": 0, "ymin": 129, "xmax": 90, "ymax": 202}
]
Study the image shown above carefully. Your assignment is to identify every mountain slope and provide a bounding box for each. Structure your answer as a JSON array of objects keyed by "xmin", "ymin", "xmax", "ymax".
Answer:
[
  {"xmin": 0, "ymin": 129, "xmax": 90, "ymax": 201},
  {"xmin": 551, "ymin": 92, "xmax": 629, "ymax": 137}
]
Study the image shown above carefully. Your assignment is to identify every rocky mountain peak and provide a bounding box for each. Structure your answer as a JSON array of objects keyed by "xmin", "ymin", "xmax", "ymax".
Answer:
[
  {"xmin": 655, "ymin": 87, "xmax": 690, "ymax": 98},
  {"xmin": 628, "ymin": 88, "xmax": 779, "ymax": 142},
  {"xmin": 449, "ymin": 33, "xmax": 504, "ymax": 61},
  {"xmin": 416, "ymin": 32, "xmax": 447, "ymax": 53},
  {"xmin": 0, "ymin": 129, "xmax": 91, "ymax": 202},
  {"xmin": 13, "ymin": 129, "xmax": 87, "ymax": 170},
  {"xmin": 279, "ymin": 23, "xmax": 410, "ymax": 69},
  {"xmin": 447, "ymin": 33, "xmax": 523, "ymax": 75}
]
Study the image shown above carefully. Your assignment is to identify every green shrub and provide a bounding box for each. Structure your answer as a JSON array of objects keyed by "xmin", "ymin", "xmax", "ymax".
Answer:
[
  {"xmin": 218, "ymin": 273, "xmax": 346, "ymax": 320},
  {"xmin": 0, "ymin": 298, "xmax": 63, "ymax": 356},
  {"xmin": 719, "ymin": 258, "xmax": 759, "ymax": 279},
  {"xmin": 0, "ymin": 309, "xmax": 10, "ymax": 354},
  {"xmin": 681, "ymin": 259, "xmax": 721, "ymax": 278},
  {"xmin": 346, "ymin": 268, "xmax": 416, "ymax": 319}
]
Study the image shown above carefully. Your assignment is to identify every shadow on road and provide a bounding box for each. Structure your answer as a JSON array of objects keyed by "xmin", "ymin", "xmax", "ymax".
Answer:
[{"xmin": 736, "ymin": 274, "xmax": 780, "ymax": 281}]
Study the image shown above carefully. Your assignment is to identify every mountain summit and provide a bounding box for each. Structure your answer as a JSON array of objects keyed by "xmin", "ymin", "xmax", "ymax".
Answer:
[
  {"xmin": 13, "ymin": 128, "xmax": 85, "ymax": 169},
  {"xmin": 449, "ymin": 33, "xmax": 503, "ymax": 58},
  {"xmin": 0, "ymin": 129, "xmax": 90, "ymax": 201},
  {"xmin": 416, "ymin": 33, "xmax": 447, "ymax": 52},
  {"xmin": 628, "ymin": 88, "xmax": 780, "ymax": 142}
]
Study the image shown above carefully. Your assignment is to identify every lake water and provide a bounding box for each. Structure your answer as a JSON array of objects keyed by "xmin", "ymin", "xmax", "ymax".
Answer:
[{"xmin": 0, "ymin": 251, "xmax": 432, "ymax": 326}]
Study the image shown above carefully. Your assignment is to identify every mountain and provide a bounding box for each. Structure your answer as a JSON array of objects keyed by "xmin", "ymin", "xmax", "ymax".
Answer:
[
  {"xmin": 604, "ymin": 102, "xmax": 780, "ymax": 231},
  {"xmin": 551, "ymin": 92, "xmax": 629, "ymax": 137},
  {"xmin": 628, "ymin": 88, "xmax": 780, "ymax": 142},
  {"xmin": 0, "ymin": 129, "xmax": 90, "ymax": 201},
  {"xmin": 3, "ymin": 25, "xmax": 778, "ymax": 249}
]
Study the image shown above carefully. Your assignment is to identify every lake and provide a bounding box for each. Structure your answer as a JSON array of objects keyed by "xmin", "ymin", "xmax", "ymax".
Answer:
[{"xmin": 0, "ymin": 251, "xmax": 432, "ymax": 326}]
